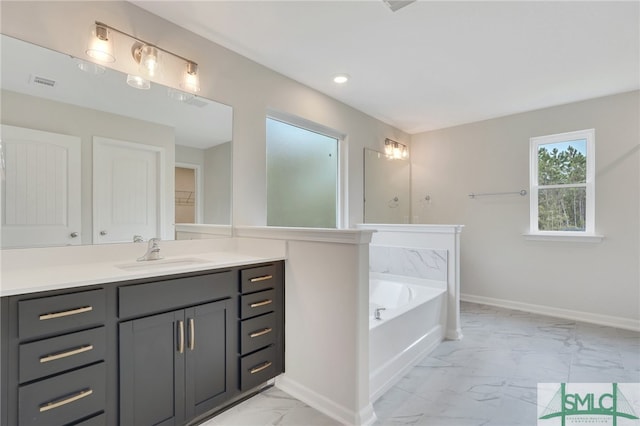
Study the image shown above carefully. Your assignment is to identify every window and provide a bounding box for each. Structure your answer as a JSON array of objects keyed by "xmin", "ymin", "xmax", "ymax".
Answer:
[
  {"xmin": 266, "ymin": 116, "xmax": 339, "ymax": 228},
  {"xmin": 529, "ymin": 129, "xmax": 595, "ymax": 236}
]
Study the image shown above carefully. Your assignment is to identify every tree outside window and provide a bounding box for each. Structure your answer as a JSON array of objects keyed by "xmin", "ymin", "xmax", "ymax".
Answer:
[{"xmin": 530, "ymin": 129, "xmax": 595, "ymax": 234}]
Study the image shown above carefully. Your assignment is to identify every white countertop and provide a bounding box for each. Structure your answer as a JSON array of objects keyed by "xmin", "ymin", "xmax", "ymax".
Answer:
[{"xmin": 0, "ymin": 238, "xmax": 286, "ymax": 297}]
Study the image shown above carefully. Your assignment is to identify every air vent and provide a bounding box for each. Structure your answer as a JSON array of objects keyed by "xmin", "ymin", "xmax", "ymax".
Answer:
[
  {"xmin": 383, "ymin": 0, "xmax": 416, "ymax": 12},
  {"xmin": 29, "ymin": 75, "xmax": 56, "ymax": 88},
  {"xmin": 183, "ymin": 97, "xmax": 208, "ymax": 108}
]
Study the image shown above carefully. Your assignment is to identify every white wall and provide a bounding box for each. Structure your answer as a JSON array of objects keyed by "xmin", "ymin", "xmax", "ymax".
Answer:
[
  {"xmin": 411, "ymin": 91, "xmax": 640, "ymax": 328},
  {"xmin": 1, "ymin": 89, "xmax": 175, "ymax": 244},
  {"xmin": 235, "ymin": 227, "xmax": 374, "ymax": 425},
  {"xmin": 0, "ymin": 0, "xmax": 410, "ymax": 229}
]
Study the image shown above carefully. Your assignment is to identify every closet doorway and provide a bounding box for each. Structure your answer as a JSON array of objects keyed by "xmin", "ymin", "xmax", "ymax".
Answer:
[{"xmin": 175, "ymin": 164, "xmax": 201, "ymax": 224}]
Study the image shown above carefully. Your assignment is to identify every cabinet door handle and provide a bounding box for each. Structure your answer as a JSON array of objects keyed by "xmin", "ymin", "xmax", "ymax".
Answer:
[
  {"xmin": 249, "ymin": 327, "xmax": 273, "ymax": 338},
  {"xmin": 39, "ymin": 306, "xmax": 93, "ymax": 321},
  {"xmin": 250, "ymin": 275, "xmax": 273, "ymax": 283},
  {"xmin": 177, "ymin": 320, "xmax": 184, "ymax": 354},
  {"xmin": 250, "ymin": 299, "xmax": 273, "ymax": 308},
  {"xmin": 39, "ymin": 388, "xmax": 93, "ymax": 412},
  {"xmin": 250, "ymin": 361, "xmax": 272, "ymax": 375},
  {"xmin": 188, "ymin": 318, "xmax": 195, "ymax": 351},
  {"xmin": 40, "ymin": 344, "xmax": 94, "ymax": 363}
]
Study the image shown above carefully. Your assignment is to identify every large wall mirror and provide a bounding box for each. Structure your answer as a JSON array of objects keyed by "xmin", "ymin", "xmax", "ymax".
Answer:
[
  {"xmin": 0, "ymin": 34, "xmax": 233, "ymax": 248},
  {"xmin": 363, "ymin": 148, "xmax": 410, "ymax": 224}
]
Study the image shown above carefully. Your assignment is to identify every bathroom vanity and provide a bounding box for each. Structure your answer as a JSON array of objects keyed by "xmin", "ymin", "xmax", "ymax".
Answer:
[{"xmin": 0, "ymin": 256, "xmax": 285, "ymax": 426}]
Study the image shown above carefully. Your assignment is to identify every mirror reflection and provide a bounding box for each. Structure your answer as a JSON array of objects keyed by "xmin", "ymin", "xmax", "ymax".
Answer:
[
  {"xmin": 363, "ymin": 148, "xmax": 410, "ymax": 224},
  {"xmin": 0, "ymin": 34, "xmax": 233, "ymax": 248}
]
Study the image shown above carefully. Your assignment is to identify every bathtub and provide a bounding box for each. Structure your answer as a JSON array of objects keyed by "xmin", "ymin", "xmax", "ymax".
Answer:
[{"xmin": 369, "ymin": 273, "xmax": 446, "ymax": 401}]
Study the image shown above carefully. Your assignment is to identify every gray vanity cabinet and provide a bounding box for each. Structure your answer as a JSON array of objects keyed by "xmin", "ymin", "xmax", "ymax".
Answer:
[
  {"xmin": 1, "ymin": 260, "xmax": 284, "ymax": 426},
  {"xmin": 238, "ymin": 263, "xmax": 284, "ymax": 391},
  {"xmin": 118, "ymin": 270, "xmax": 237, "ymax": 426},
  {"xmin": 119, "ymin": 299, "xmax": 234, "ymax": 425}
]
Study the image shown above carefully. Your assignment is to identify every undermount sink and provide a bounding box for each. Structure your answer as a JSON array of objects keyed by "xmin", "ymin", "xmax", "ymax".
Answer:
[{"xmin": 116, "ymin": 257, "xmax": 209, "ymax": 271}]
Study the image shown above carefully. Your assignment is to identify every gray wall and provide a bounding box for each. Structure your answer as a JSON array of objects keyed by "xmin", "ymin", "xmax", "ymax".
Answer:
[
  {"xmin": 411, "ymin": 90, "xmax": 640, "ymax": 322},
  {"xmin": 204, "ymin": 142, "xmax": 231, "ymax": 224}
]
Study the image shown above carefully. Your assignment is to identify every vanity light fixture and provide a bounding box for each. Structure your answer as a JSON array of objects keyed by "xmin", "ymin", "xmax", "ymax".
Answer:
[
  {"xmin": 134, "ymin": 44, "xmax": 160, "ymax": 78},
  {"xmin": 86, "ymin": 23, "xmax": 115, "ymax": 63},
  {"xmin": 180, "ymin": 61, "xmax": 201, "ymax": 93},
  {"xmin": 85, "ymin": 21, "xmax": 201, "ymax": 93},
  {"xmin": 384, "ymin": 138, "xmax": 409, "ymax": 159}
]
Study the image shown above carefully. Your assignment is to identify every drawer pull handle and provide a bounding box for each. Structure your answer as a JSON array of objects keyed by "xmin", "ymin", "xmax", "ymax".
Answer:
[
  {"xmin": 178, "ymin": 320, "xmax": 185, "ymax": 354},
  {"xmin": 250, "ymin": 327, "xmax": 273, "ymax": 338},
  {"xmin": 188, "ymin": 318, "xmax": 195, "ymax": 351},
  {"xmin": 39, "ymin": 388, "xmax": 93, "ymax": 412},
  {"xmin": 250, "ymin": 361, "xmax": 272, "ymax": 375},
  {"xmin": 39, "ymin": 306, "xmax": 93, "ymax": 321},
  {"xmin": 249, "ymin": 327, "xmax": 273, "ymax": 339},
  {"xmin": 250, "ymin": 275, "xmax": 273, "ymax": 283},
  {"xmin": 40, "ymin": 345, "xmax": 94, "ymax": 363},
  {"xmin": 250, "ymin": 299, "xmax": 273, "ymax": 308}
]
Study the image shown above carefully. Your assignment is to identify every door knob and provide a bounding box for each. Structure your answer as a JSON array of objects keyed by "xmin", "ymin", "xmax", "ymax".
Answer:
[
  {"xmin": 100, "ymin": 230, "xmax": 107, "ymax": 236},
  {"xmin": 70, "ymin": 232, "xmax": 79, "ymax": 238}
]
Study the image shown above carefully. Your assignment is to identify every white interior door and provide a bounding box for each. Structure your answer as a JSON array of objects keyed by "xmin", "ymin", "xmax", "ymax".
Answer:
[
  {"xmin": 1, "ymin": 124, "xmax": 81, "ymax": 248},
  {"xmin": 93, "ymin": 137, "xmax": 163, "ymax": 244}
]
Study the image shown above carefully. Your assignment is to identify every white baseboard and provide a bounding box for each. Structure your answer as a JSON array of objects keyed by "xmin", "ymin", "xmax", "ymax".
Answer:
[
  {"xmin": 461, "ymin": 293, "xmax": 640, "ymax": 332},
  {"xmin": 275, "ymin": 376, "xmax": 377, "ymax": 426}
]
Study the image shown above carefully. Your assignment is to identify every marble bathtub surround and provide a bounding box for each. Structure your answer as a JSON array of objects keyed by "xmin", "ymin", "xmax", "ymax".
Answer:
[{"xmin": 369, "ymin": 245, "xmax": 448, "ymax": 282}]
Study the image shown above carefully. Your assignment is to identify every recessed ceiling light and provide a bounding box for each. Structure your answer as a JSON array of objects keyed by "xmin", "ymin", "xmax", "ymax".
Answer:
[{"xmin": 333, "ymin": 74, "xmax": 350, "ymax": 84}]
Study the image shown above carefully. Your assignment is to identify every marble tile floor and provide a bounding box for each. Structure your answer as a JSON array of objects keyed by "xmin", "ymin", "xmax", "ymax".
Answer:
[{"xmin": 200, "ymin": 302, "xmax": 639, "ymax": 426}]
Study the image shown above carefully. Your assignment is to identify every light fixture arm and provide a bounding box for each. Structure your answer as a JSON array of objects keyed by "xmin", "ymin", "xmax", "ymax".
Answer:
[{"xmin": 95, "ymin": 21, "xmax": 198, "ymax": 68}]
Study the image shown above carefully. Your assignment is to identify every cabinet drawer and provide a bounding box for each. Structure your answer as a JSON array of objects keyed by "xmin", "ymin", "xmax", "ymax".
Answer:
[
  {"xmin": 75, "ymin": 412, "xmax": 106, "ymax": 425},
  {"xmin": 119, "ymin": 270, "xmax": 233, "ymax": 319},
  {"xmin": 19, "ymin": 327, "xmax": 106, "ymax": 384},
  {"xmin": 240, "ymin": 312, "xmax": 276, "ymax": 355},
  {"xmin": 240, "ymin": 345, "xmax": 277, "ymax": 391},
  {"xmin": 240, "ymin": 289, "xmax": 276, "ymax": 319},
  {"xmin": 18, "ymin": 289, "xmax": 106, "ymax": 340},
  {"xmin": 19, "ymin": 362, "xmax": 106, "ymax": 426},
  {"xmin": 240, "ymin": 264, "xmax": 277, "ymax": 294}
]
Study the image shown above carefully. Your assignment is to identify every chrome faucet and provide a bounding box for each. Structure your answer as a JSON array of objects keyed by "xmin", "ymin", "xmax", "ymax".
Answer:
[
  {"xmin": 133, "ymin": 235, "xmax": 144, "ymax": 243},
  {"xmin": 374, "ymin": 307, "xmax": 386, "ymax": 320},
  {"xmin": 137, "ymin": 238, "xmax": 162, "ymax": 261}
]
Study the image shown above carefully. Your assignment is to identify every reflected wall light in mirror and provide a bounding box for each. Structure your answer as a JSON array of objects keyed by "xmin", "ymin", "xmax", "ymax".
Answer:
[
  {"xmin": 126, "ymin": 74, "xmax": 151, "ymax": 90},
  {"xmin": 86, "ymin": 21, "xmax": 200, "ymax": 93},
  {"xmin": 384, "ymin": 138, "xmax": 408, "ymax": 159}
]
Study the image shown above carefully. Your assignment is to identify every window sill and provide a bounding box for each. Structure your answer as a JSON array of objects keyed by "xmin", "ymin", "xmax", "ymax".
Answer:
[{"xmin": 522, "ymin": 232, "xmax": 604, "ymax": 243}]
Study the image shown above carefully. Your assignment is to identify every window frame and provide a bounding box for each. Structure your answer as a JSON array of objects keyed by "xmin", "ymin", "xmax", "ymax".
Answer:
[
  {"xmin": 265, "ymin": 111, "xmax": 346, "ymax": 229},
  {"xmin": 528, "ymin": 128, "xmax": 596, "ymax": 237}
]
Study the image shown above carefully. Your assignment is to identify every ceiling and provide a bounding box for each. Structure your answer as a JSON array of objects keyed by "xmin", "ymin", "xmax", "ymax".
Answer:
[{"xmin": 132, "ymin": 1, "xmax": 639, "ymax": 135}]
